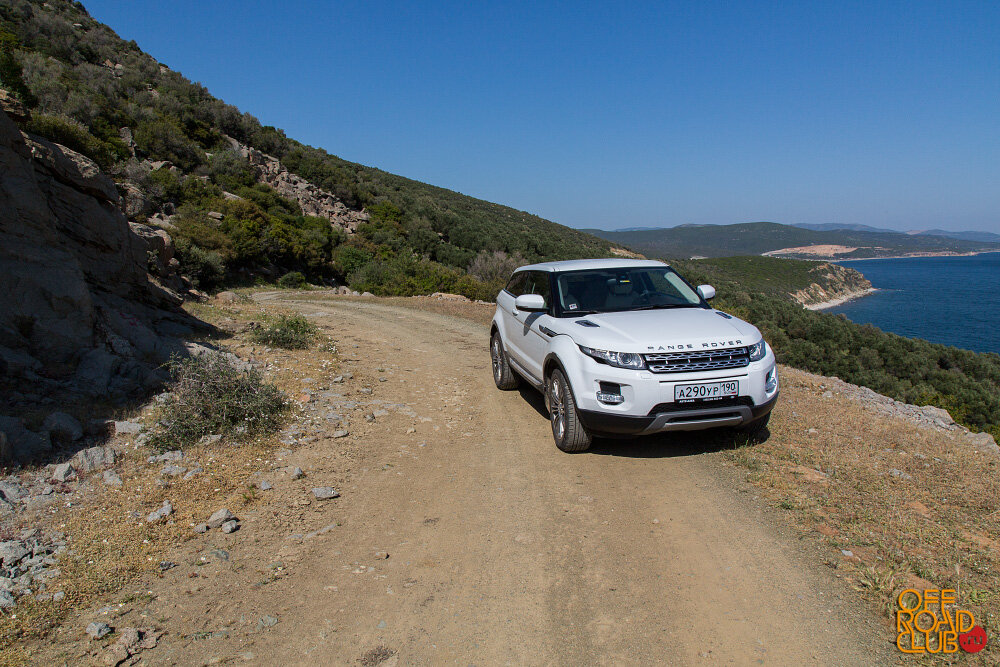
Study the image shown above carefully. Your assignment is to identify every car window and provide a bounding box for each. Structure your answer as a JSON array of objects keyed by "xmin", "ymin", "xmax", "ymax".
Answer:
[
  {"xmin": 505, "ymin": 272, "xmax": 528, "ymax": 296},
  {"xmin": 523, "ymin": 272, "xmax": 551, "ymax": 307}
]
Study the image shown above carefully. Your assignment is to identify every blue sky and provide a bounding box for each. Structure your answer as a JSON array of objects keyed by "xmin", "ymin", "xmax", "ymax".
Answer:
[{"xmin": 82, "ymin": 0, "xmax": 999, "ymax": 233}]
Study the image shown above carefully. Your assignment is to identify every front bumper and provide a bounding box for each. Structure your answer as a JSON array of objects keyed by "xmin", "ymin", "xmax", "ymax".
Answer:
[
  {"xmin": 577, "ymin": 391, "xmax": 778, "ymax": 436},
  {"xmin": 563, "ymin": 347, "xmax": 779, "ymax": 437}
]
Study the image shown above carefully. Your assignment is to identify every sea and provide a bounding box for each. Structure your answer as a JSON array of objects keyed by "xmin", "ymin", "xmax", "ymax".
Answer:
[{"xmin": 827, "ymin": 252, "xmax": 1000, "ymax": 355}]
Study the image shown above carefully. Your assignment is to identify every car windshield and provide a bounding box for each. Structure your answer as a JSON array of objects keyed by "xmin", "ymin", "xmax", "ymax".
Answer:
[{"xmin": 555, "ymin": 266, "xmax": 704, "ymax": 315}]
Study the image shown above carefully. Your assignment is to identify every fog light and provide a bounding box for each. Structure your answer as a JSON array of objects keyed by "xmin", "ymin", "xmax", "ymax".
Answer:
[
  {"xmin": 597, "ymin": 382, "xmax": 624, "ymax": 404},
  {"xmin": 765, "ymin": 368, "xmax": 778, "ymax": 393}
]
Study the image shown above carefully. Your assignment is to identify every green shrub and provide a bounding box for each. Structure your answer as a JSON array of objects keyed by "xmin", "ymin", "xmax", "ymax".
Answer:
[
  {"xmin": 24, "ymin": 113, "xmax": 127, "ymax": 169},
  {"xmin": 174, "ymin": 237, "xmax": 225, "ymax": 289},
  {"xmin": 277, "ymin": 271, "xmax": 306, "ymax": 288},
  {"xmin": 250, "ymin": 314, "xmax": 318, "ymax": 349},
  {"xmin": 149, "ymin": 352, "xmax": 287, "ymax": 450}
]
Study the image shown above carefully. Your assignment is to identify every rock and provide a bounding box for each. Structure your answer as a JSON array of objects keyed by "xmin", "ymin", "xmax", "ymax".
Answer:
[
  {"xmin": 311, "ymin": 487, "xmax": 340, "ymax": 500},
  {"xmin": 221, "ymin": 520, "xmax": 239, "ymax": 534},
  {"xmin": 259, "ymin": 480, "xmax": 272, "ymax": 491},
  {"xmin": 146, "ymin": 500, "xmax": 173, "ymax": 523},
  {"xmin": 193, "ymin": 524, "xmax": 209, "ymax": 534},
  {"xmin": 182, "ymin": 466, "xmax": 202, "ymax": 480},
  {"xmin": 332, "ymin": 430, "xmax": 349, "ymax": 438},
  {"xmin": 50, "ymin": 462, "xmax": 77, "ymax": 483},
  {"xmin": 0, "ymin": 590, "xmax": 15, "ymax": 609},
  {"xmin": 161, "ymin": 464, "xmax": 185, "ymax": 476},
  {"xmin": 889, "ymin": 468, "xmax": 913, "ymax": 481},
  {"xmin": 103, "ymin": 470, "xmax": 122, "ymax": 486},
  {"xmin": 42, "ymin": 412, "xmax": 83, "ymax": 442},
  {"xmin": 72, "ymin": 445, "xmax": 116, "ymax": 473},
  {"xmin": 0, "ymin": 480, "xmax": 25, "ymax": 502},
  {"xmin": 361, "ymin": 291, "xmax": 375, "ymax": 298},
  {"xmin": 206, "ymin": 508, "xmax": 236, "ymax": 529},
  {"xmin": 147, "ymin": 450, "xmax": 182, "ymax": 463},
  {"xmin": 821, "ymin": 390, "xmax": 834, "ymax": 399},
  {"xmin": 86, "ymin": 621, "xmax": 112, "ymax": 639},
  {"xmin": 0, "ymin": 541, "xmax": 29, "ymax": 566},
  {"xmin": 920, "ymin": 405, "xmax": 955, "ymax": 426},
  {"xmin": 257, "ymin": 615, "xmax": 278, "ymax": 629},
  {"xmin": 215, "ymin": 291, "xmax": 240, "ymax": 304},
  {"xmin": 0, "ymin": 89, "xmax": 29, "ymax": 123},
  {"xmin": 965, "ymin": 431, "xmax": 999, "ymax": 454},
  {"xmin": 0, "ymin": 416, "xmax": 51, "ymax": 462},
  {"xmin": 52, "ymin": 590, "xmax": 65, "ymax": 602},
  {"xmin": 114, "ymin": 421, "xmax": 142, "ymax": 435},
  {"xmin": 289, "ymin": 467, "xmax": 304, "ymax": 480},
  {"xmin": 198, "ymin": 434, "xmax": 222, "ymax": 446},
  {"xmin": 841, "ymin": 549, "xmax": 854, "ymax": 557}
]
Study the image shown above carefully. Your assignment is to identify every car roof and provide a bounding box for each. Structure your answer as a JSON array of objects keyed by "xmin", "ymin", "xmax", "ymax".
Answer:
[{"xmin": 514, "ymin": 258, "xmax": 669, "ymax": 273}]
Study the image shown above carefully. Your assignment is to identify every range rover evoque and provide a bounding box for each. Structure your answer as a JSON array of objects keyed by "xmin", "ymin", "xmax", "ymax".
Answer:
[{"xmin": 490, "ymin": 259, "xmax": 779, "ymax": 451}]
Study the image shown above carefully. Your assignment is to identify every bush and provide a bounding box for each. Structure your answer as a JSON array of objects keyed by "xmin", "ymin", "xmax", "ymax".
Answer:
[
  {"xmin": 277, "ymin": 271, "xmax": 306, "ymax": 288},
  {"xmin": 467, "ymin": 249, "xmax": 526, "ymax": 283},
  {"xmin": 25, "ymin": 112, "xmax": 128, "ymax": 169},
  {"xmin": 250, "ymin": 314, "xmax": 318, "ymax": 349},
  {"xmin": 173, "ymin": 237, "xmax": 225, "ymax": 289},
  {"xmin": 149, "ymin": 352, "xmax": 287, "ymax": 450}
]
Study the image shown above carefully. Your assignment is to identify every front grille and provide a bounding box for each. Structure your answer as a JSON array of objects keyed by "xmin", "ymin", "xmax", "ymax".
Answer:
[{"xmin": 643, "ymin": 346, "xmax": 749, "ymax": 374}]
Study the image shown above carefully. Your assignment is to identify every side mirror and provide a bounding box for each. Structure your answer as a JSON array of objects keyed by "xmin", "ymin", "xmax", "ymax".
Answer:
[
  {"xmin": 514, "ymin": 294, "xmax": 547, "ymax": 312},
  {"xmin": 697, "ymin": 284, "xmax": 716, "ymax": 301}
]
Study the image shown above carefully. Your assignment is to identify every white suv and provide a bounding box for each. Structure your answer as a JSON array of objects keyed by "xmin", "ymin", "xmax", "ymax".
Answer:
[{"xmin": 490, "ymin": 259, "xmax": 779, "ymax": 451}]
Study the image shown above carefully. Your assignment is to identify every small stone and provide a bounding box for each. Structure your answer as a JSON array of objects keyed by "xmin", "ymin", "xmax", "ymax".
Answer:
[
  {"xmin": 147, "ymin": 450, "xmax": 182, "ymax": 463},
  {"xmin": 103, "ymin": 470, "xmax": 123, "ymax": 486},
  {"xmin": 86, "ymin": 621, "xmax": 112, "ymax": 639},
  {"xmin": 807, "ymin": 428, "xmax": 819, "ymax": 434},
  {"xmin": 312, "ymin": 487, "xmax": 340, "ymax": 500},
  {"xmin": 50, "ymin": 462, "xmax": 77, "ymax": 483},
  {"xmin": 206, "ymin": 508, "xmax": 236, "ymax": 529},
  {"xmin": 889, "ymin": 468, "xmax": 913, "ymax": 481},
  {"xmin": 359, "ymin": 388, "xmax": 372, "ymax": 395},
  {"xmin": 52, "ymin": 590, "xmax": 65, "ymax": 602},
  {"xmin": 378, "ymin": 377, "xmax": 387, "ymax": 382},
  {"xmin": 193, "ymin": 524, "xmax": 209, "ymax": 534},
  {"xmin": 374, "ymin": 551, "xmax": 389, "ymax": 559},
  {"xmin": 0, "ymin": 541, "xmax": 30, "ymax": 566},
  {"xmin": 72, "ymin": 445, "xmax": 116, "ymax": 473},
  {"xmin": 365, "ymin": 413, "xmax": 376, "ymax": 423},
  {"xmin": 183, "ymin": 466, "xmax": 203, "ymax": 480},
  {"xmin": 146, "ymin": 500, "xmax": 173, "ymax": 523},
  {"xmin": 259, "ymin": 481, "xmax": 273, "ymax": 491},
  {"xmin": 221, "ymin": 520, "xmax": 239, "ymax": 534},
  {"xmin": 198, "ymin": 434, "xmax": 222, "ymax": 446},
  {"xmin": 841, "ymin": 549, "xmax": 854, "ymax": 557},
  {"xmin": 822, "ymin": 391, "xmax": 834, "ymax": 399},
  {"xmin": 159, "ymin": 561, "xmax": 177, "ymax": 572},
  {"xmin": 332, "ymin": 430, "xmax": 349, "ymax": 438},
  {"xmin": 257, "ymin": 615, "xmax": 278, "ymax": 629},
  {"xmin": 114, "ymin": 420, "xmax": 142, "ymax": 435},
  {"xmin": 289, "ymin": 467, "xmax": 304, "ymax": 480},
  {"xmin": 406, "ymin": 427, "xmax": 416, "ymax": 434},
  {"xmin": 161, "ymin": 464, "xmax": 186, "ymax": 477},
  {"xmin": 331, "ymin": 376, "xmax": 344, "ymax": 383}
]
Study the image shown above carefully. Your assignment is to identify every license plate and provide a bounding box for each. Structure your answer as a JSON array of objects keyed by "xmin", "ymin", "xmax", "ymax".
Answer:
[{"xmin": 674, "ymin": 380, "xmax": 739, "ymax": 402}]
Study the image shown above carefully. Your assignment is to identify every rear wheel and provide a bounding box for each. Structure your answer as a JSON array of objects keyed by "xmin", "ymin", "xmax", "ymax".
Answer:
[
  {"xmin": 491, "ymin": 332, "xmax": 519, "ymax": 390},
  {"xmin": 547, "ymin": 368, "xmax": 592, "ymax": 452}
]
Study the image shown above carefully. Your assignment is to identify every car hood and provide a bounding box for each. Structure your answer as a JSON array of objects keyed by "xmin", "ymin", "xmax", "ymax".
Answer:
[{"xmin": 555, "ymin": 308, "xmax": 761, "ymax": 352}]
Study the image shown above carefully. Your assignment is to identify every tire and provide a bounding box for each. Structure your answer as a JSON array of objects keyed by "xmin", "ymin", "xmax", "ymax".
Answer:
[
  {"xmin": 491, "ymin": 332, "xmax": 520, "ymax": 390},
  {"xmin": 546, "ymin": 368, "xmax": 592, "ymax": 452},
  {"xmin": 736, "ymin": 412, "xmax": 771, "ymax": 438}
]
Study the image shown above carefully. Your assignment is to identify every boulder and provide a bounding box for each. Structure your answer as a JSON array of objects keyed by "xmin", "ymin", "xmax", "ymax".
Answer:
[
  {"xmin": 71, "ymin": 445, "xmax": 116, "ymax": 473},
  {"xmin": 0, "ymin": 416, "xmax": 51, "ymax": 462},
  {"xmin": 43, "ymin": 412, "xmax": 83, "ymax": 443},
  {"xmin": 966, "ymin": 431, "xmax": 999, "ymax": 455},
  {"xmin": 214, "ymin": 291, "xmax": 240, "ymax": 304},
  {"xmin": 206, "ymin": 508, "xmax": 237, "ymax": 529},
  {"xmin": 50, "ymin": 462, "xmax": 76, "ymax": 483}
]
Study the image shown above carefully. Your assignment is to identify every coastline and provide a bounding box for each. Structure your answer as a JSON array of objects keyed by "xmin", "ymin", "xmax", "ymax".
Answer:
[
  {"xmin": 805, "ymin": 287, "xmax": 879, "ymax": 311},
  {"xmin": 767, "ymin": 250, "xmax": 999, "ymax": 262}
]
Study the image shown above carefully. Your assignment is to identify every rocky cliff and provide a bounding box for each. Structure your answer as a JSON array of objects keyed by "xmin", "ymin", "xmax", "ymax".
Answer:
[
  {"xmin": 0, "ymin": 109, "xmax": 202, "ymax": 461},
  {"xmin": 790, "ymin": 262, "xmax": 873, "ymax": 309}
]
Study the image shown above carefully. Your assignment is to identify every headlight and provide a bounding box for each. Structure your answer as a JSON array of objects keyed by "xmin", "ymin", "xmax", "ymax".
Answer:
[
  {"xmin": 580, "ymin": 346, "xmax": 646, "ymax": 370},
  {"xmin": 748, "ymin": 339, "xmax": 767, "ymax": 362}
]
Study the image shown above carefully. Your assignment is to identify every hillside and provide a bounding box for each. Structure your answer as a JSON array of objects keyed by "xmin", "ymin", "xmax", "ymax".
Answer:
[
  {"xmin": 585, "ymin": 221, "xmax": 1000, "ymax": 259},
  {"xmin": 0, "ymin": 0, "xmax": 621, "ymax": 298},
  {"xmin": 794, "ymin": 223, "xmax": 1000, "ymax": 244}
]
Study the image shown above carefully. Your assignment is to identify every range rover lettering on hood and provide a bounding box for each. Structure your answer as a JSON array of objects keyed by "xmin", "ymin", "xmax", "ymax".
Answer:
[{"xmin": 647, "ymin": 340, "xmax": 743, "ymax": 351}]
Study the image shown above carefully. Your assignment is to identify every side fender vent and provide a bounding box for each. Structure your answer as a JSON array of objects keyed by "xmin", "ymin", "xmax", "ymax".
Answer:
[{"xmin": 575, "ymin": 320, "xmax": 600, "ymax": 327}]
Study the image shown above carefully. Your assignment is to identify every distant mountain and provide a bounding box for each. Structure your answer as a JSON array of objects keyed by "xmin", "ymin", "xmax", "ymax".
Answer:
[
  {"xmin": 792, "ymin": 223, "xmax": 898, "ymax": 234},
  {"xmin": 913, "ymin": 229, "xmax": 1000, "ymax": 243},
  {"xmin": 793, "ymin": 223, "xmax": 1000, "ymax": 245},
  {"xmin": 587, "ymin": 222, "xmax": 1000, "ymax": 260}
]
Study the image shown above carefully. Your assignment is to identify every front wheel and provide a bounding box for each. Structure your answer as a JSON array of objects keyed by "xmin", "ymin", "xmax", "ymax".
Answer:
[
  {"xmin": 491, "ymin": 332, "xmax": 519, "ymax": 390},
  {"xmin": 547, "ymin": 369, "xmax": 592, "ymax": 452}
]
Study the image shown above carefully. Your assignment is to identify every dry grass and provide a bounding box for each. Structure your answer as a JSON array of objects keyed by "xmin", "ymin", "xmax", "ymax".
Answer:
[
  {"xmin": 0, "ymin": 296, "xmax": 340, "ymax": 662},
  {"xmin": 723, "ymin": 367, "xmax": 1000, "ymax": 661}
]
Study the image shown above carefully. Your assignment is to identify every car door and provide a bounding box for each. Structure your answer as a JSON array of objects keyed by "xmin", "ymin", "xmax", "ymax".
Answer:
[
  {"xmin": 511, "ymin": 271, "xmax": 553, "ymax": 383},
  {"xmin": 497, "ymin": 271, "xmax": 529, "ymax": 366}
]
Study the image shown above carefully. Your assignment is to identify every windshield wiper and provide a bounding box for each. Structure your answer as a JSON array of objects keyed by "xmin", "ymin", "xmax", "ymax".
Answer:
[{"xmin": 629, "ymin": 304, "xmax": 697, "ymax": 311}]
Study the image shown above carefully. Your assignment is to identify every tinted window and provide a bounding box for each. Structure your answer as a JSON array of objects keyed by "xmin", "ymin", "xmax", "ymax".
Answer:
[
  {"xmin": 523, "ymin": 272, "xmax": 551, "ymax": 307},
  {"xmin": 504, "ymin": 272, "xmax": 528, "ymax": 296}
]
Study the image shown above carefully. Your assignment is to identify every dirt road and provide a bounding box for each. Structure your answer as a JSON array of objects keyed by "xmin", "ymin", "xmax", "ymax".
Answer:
[{"xmin": 132, "ymin": 296, "xmax": 889, "ymax": 665}]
